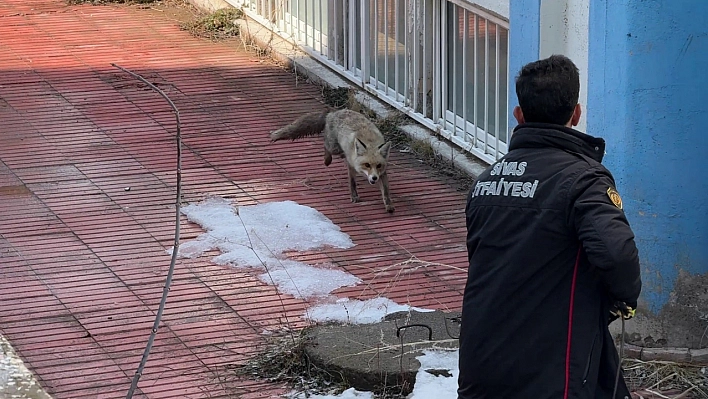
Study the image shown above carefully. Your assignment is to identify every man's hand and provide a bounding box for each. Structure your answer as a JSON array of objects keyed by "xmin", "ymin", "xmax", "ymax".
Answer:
[{"xmin": 609, "ymin": 301, "xmax": 636, "ymax": 323}]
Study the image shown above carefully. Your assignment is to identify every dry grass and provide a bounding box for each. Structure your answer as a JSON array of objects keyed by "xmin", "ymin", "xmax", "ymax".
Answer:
[
  {"xmin": 229, "ymin": 328, "xmax": 351, "ymax": 397},
  {"xmin": 180, "ymin": 7, "xmax": 243, "ymax": 40},
  {"xmin": 227, "ymin": 326, "xmax": 421, "ymax": 399},
  {"xmin": 66, "ymin": 0, "xmax": 156, "ymax": 4},
  {"xmin": 624, "ymin": 359, "xmax": 708, "ymax": 398}
]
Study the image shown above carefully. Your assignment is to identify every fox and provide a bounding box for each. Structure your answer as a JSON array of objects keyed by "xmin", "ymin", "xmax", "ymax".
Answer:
[{"xmin": 270, "ymin": 109, "xmax": 395, "ymax": 213}]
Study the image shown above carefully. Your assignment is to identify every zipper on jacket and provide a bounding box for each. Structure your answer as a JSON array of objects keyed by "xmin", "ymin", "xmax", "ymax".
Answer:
[{"xmin": 582, "ymin": 333, "xmax": 598, "ymax": 385}]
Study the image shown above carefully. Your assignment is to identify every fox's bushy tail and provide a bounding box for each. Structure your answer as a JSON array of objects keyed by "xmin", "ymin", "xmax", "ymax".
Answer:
[{"xmin": 270, "ymin": 110, "xmax": 329, "ymax": 142}]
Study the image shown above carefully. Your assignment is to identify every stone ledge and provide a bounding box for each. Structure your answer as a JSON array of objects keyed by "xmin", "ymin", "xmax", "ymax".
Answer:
[{"xmin": 620, "ymin": 344, "xmax": 708, "ymax": 365}]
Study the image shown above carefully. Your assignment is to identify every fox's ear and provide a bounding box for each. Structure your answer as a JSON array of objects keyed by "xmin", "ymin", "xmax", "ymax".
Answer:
[
  {"xmin": 378, "ymin": 142, "xmax": 391, "ymax": 158},
  {"xmin": 356, "ymin": 139, "xmax": 367, "ymax": 156}
]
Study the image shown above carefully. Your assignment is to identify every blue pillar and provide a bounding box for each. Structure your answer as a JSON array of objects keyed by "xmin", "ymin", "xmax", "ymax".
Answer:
[
  {"xmin": 587, "ymin": 0, "xmax": 708, "ymax": 347},
  {"xmin": 508, "ymin": 0, "xmax": 541, "ymax": 131}
]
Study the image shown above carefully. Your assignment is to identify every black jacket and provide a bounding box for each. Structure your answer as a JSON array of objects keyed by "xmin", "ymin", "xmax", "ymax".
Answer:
[{"xmin": 458, "ymin": 123, "xmax": 642, "ymax": 399}]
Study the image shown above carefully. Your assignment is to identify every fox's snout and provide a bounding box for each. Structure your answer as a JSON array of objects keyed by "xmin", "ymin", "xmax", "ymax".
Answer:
[{"xmin": 356, "ymin": 160, "xmax": 385, "ymax": 185}]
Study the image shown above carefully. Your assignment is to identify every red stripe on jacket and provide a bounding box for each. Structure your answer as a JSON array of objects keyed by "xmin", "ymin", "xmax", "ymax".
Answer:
[{"xmin": 564, "ymin": 247, "xmax": 582, "ymax": 399}]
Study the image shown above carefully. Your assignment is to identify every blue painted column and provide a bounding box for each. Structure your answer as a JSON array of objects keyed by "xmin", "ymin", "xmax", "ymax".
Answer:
[
  {"xmin": 587, "ymin": 0, "xmax": 708, "ymax": 347},
  {"xmin": 507, "ymin": 0, "xmax": 541, "ymax": 132}
]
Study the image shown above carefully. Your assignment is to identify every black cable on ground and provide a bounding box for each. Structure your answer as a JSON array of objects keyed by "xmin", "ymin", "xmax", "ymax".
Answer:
[{"xmin": 110, "ymin": 63, "xmax": 183, "ymax": 399}]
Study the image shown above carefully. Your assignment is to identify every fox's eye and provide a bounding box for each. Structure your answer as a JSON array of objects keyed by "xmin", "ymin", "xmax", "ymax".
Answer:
[
  {"xmin": 364, "ymin": 163, "xmax": 370, "ymax": 168},
  {"xmin": 376, "ymin": 164, "xmax": 382, "ymax": 169}
]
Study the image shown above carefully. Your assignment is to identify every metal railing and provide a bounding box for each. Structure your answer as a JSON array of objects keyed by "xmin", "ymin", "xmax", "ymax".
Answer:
[{"xmin": 234, "ymin": 0, "xmax": 509, "ymax": 164}]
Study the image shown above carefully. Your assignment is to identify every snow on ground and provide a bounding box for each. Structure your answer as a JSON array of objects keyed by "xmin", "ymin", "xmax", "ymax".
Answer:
[
  {"xmin": 406, "ymin": 350, "xmax": 459, "ymax": 398},
  {"xmin": 259, "ymin": 262, "xmax": 361, "ymax": 299},
  {"xmin": 288, "ymin": 387, "xmax": 376, "ymax": 399},
  {"xmin": 173, "ymin": 197, "xmax": 360, "ymax": 299},
  {"xmin": 307, "ymin": 297, "xmax": 434, "ymax": 324},
  {"xmin": 173, "ymin": 197, "xmax": 431, "ymax": 322},
  {"xmin": 174, "ymin": 197, "xmax": 454, "ymax": 398}
]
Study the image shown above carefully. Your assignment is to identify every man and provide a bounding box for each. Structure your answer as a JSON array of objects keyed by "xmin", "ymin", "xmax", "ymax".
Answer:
[{"xmin": 457, "ymin": 55, "xmax": 642, "ymax": 399}]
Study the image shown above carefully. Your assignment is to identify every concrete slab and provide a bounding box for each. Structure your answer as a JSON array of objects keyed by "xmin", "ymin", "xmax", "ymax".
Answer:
[{"xmin": 303, "ymin": 310, "xmax": 460, "ymax": 395}]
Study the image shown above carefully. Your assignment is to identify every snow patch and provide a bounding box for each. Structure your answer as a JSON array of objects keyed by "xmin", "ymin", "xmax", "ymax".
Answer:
[
  {"xmin": 287, "ymin": 387, "xmax": 375, "ymax": 399},
  {"xmin": 258, "ymin": 263, "xmax": 361, "ymax": 299},
  {"xmin": 407, "ymin": 349, "xmax": 459, "ymax": 398},
  {"xmin": 172, "ymin": 197, "xmax": 358, "ymax": 299},
  {"xmin": 175, "ymin": 197, "xmax": 354, "ymax": 263},
  {"xmin": 307, "ymin": 297, "xmax": 435, "ymax": 325}
]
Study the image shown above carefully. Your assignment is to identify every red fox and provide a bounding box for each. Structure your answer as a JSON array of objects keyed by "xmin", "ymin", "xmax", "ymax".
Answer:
[{"xmin": 270, "ymin": 109, "xmax": 395, "ymax": 213}]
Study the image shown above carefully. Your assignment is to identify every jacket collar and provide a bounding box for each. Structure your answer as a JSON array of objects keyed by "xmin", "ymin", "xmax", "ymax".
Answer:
[{"xmin": 509, "ymin": 123, "xmax": 606, "ymax": 163}]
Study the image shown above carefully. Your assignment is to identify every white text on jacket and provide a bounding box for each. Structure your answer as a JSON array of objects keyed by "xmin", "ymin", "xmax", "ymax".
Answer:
[{"xmin": 472, "ymin": 160, "xmax": 539, "ymax": 198}]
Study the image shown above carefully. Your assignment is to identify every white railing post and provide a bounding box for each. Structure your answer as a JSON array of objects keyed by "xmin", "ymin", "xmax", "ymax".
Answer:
[
  {"xmin": 440, "ymin": 0, "xmax": 447, "ymax": 132},
  {"xmin": 361, "ymin": 0, "xmax": 370, "ymax": 85},
  {"xmin": 432, "ymin": 0, "xmax": 441, "ymax": 124},
  {"xmin": 462, "ymin": 9, "xmax": 468, "ymax": 144},
  {"xmin": 494, "ymin": 23, "xmax": 501, "ymax": 160},
  {"xmin": 394, "ymin": 0, "xmax": 400, "ymax": 101},
  {"xmin": 347, "ymin": 0, "xmax": 355, "ymax": 72}
]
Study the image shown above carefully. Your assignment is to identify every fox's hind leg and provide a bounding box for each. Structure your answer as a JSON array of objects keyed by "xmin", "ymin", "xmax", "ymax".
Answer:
[
  {"xmin": 323, "ymin": 139, "xmax": 341, "ymax": 167},
  {"xmin": 379, "ymin": 172, "xmax": 394, "ymax": 213},
  {"xmin": 347, "ymin": 165, "xmax": 360, "ymax": 203},
  {"xmin": 324, "ymin": 147, "xmax": 333, "ymax": 166}
]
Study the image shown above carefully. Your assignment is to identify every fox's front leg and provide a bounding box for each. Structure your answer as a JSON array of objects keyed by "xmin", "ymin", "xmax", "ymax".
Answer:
[
  {"xmin": 379, "ymin": 172, "xmax": 394, "ymax": 213},
  {"xmin": 347, "ymin": 166, "xmax": 359, "ymax": 203}
]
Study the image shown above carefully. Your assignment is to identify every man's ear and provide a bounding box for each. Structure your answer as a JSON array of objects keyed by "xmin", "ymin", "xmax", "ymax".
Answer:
[
  {"xmin": 513, "ymin": 106, "xmax": 525, "ymax": 124},
  {"xmin": 570, "ymin": 103, "xmax": 582, "ymax": 127}
]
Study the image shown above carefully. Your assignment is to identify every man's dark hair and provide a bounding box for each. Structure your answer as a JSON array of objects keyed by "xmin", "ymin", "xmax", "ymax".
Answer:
[{"xmin": 515, "ymin": 54, "xmax": 580, "ymax": 125}]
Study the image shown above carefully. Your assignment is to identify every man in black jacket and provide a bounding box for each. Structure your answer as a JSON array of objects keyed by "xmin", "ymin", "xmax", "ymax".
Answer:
[{"xmin": 457, "ymin": 55, "xmax": 642, "ymax": 399}]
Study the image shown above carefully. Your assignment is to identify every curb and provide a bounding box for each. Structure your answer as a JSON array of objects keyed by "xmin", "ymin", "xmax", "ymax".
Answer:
[{"xmin": 622, "ymin": 343, "xmax": 708, "ymax": 365}]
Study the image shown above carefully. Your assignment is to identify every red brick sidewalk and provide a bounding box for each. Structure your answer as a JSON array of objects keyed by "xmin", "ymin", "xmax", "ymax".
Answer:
[{"xmin": 0, "ymin": 1, "xmax": 469, "ymax": 397}]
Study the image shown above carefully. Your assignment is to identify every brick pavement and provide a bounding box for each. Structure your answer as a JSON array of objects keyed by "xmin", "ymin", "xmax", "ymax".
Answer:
[{"xmin": 0, "ymin": 1, "xmax": 469, "ymax": 397}]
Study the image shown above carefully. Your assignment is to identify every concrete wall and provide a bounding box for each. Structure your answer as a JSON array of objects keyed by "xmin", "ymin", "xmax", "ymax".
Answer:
[
  {"xmin": 539, "ymin": 0, "xmax": 589, "ymax": 132},
  {"xmin": 587, "ymin": 0, "xmax": 708, "ymax": 348},
  {"xmin": 507, "ymin": 0, "xmax": 540, "ymax": 132},
  {"xmin": 507, "ymin": 0, "xmax": 589, "ymax": 132}
]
